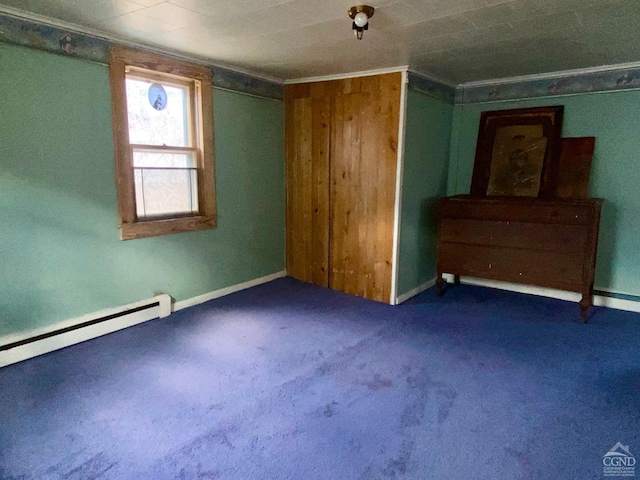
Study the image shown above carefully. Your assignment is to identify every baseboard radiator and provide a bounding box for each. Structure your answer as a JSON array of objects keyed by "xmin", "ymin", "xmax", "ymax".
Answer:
[{"xmin": 0, "ymin": 294, "xmax": 172, "ymax": 368}]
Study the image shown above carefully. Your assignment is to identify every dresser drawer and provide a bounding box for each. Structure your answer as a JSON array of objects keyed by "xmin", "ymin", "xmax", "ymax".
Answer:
[
  {"xmin": 439, "ymin": 199, "xmax": 596, "ymax": 225},
  {"xmin": 438, "ymin": 243, "xmax": 585, "ymax": 291},
  {"xmin": 439, "ymin": 218, "xmax": 589, "ymax": 253}
]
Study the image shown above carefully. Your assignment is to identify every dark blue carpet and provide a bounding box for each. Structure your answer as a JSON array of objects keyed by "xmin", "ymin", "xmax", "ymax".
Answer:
[{"xmin": 1, "ymin": 278, "xmax": 639, "ymax": 480}]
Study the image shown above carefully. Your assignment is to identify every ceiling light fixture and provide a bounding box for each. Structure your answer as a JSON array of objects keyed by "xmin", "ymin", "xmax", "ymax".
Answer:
[{"xmin": 348, "ymin": 5, "xmax": 375, "ymax": 40}]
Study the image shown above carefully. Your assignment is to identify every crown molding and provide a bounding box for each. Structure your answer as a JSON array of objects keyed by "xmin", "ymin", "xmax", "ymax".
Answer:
[
  {"xmin": 459, "ymin": 61, "xmax": 640, "ymax": 89},
  {"xmin": 284, "ymin": 65, "xmax": 409, "ymax": 85},
  {"xmin": 407, "ymin": 68, "xmax": 456, "ymax": 88}
]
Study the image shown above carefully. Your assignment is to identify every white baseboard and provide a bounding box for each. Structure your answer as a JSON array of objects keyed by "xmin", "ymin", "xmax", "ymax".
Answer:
[
  {"xmin": 0, "ymin": 294, "xmax": 171, "ymax": 368},
  {"xmin": 173, "ymin": 270, "xmax": 287, "ymax": 311},
  {"xmin": 593, "ymin": 295, "xmax": 640, "ymax": 313},
  {"xmin": 442, "ymin": 274, "xmax": 640, "ymax": 314},
  {"xmin": 396, "ymin": 277, "xmax": 437, "ymax": 304}
]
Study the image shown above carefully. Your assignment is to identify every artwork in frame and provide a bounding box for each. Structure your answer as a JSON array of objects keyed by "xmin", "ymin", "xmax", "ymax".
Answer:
[{"xmin": 470, "ymin": 106, "xmax": 564, "ymax": 197}]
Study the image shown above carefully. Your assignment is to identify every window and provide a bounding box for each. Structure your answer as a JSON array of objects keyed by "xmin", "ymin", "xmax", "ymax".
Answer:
[{"xmin": 109, "ymin": 47, "xmax": 216, "ymax": 240}]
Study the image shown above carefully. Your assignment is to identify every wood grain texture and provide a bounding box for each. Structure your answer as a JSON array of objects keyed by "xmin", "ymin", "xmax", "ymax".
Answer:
[
  {"xmin": 439, "ymin": 219, "xmax": 589, "ymax": 253},
  {"xmin": 285, "ymin": 73, "xmax": 402, "ymax": 303},
  {"xmin": 108, "ymin": 50, "xmax": 136, "ymax": 226},
  {"xmin": 436, "ymin": 195, "xmax": 602, "ymax": 321},
  {"xmin": 111, "ymin": 46, "xmax": 212, "ymax": 82},
  {"xmin": 285, "ymin": 90, "xmax": 330, "ymax": 286},
  {"xmin": 438, "ymin": 243, "xmax": 585, "ymax": 291},
  {"xmin": 120, "ymin": 215, "xmax": 217, "ymax": 240},
  {"xmin": 438, "ymin": 195, "xmax": 596, "ymax": 224},
  {"xmin": 330, "ymin": 73, "xmax": 401, "ymax": 302},
  {"xmin": 555, "ymin": 137, "xmax": 595, "ymax": 199},
  {"xmin": 199, "ymin": 77, "xmax": 217, "ymax": 220}
]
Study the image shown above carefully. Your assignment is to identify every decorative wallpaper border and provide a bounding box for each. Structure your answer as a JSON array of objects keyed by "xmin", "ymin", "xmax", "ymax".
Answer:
[
  {"xmin": 0, "ymin": 13, "xmax": 284, "ymax": 100},
  {"xmin": 456, "ymin": 66, "xmax": 640, "ymax": 104},
  {"xmin": 407, "ymin": 71, "xmax": 455, "ymax": 104}
]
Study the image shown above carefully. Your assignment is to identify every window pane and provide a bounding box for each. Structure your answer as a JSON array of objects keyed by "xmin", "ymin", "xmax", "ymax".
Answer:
[
  {"xmin": 125, "ymin": 77, "xmax": 190, "ymax": 147},
  {"xmin": 134, "ymin": 168, "xmax": 198, "ymax": 219},
  {"xmin": 133, "ymin": 150, "xmax": 195, "ymax": 168}
]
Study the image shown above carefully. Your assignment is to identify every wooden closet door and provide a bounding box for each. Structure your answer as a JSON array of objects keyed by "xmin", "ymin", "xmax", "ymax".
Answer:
[
  {"xmin": 285, "ymin": 86, "xmax": 330, "ymax": 286},
  {"xmin": 329, "ymin": 73, "xmax": 402, "ymax": 303}
]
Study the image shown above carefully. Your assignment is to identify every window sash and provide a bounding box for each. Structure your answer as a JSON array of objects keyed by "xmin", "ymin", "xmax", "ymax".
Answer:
[
  {"xmin": 134, "ymin": 167, "xmax": 199, "ymax": 221},
  {"xmin": 124, "ymin": 75, "xmax": 196, "ymax": 149},
  {"xmin": 130, "ymin": 144, "xmax": 198, "ymax": 154},
  {"xmin": 127, "ymin": 69, "xmax": 200, "ymax": 151},
  {"xmin": 130, "ymin": 145, "xmax": 201, "ymax": 220}
]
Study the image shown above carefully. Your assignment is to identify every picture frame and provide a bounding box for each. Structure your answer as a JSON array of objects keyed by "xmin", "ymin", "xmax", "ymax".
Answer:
[{"xmin": 470, "ymin": 106, "xmax": 564, "ymax": 198}]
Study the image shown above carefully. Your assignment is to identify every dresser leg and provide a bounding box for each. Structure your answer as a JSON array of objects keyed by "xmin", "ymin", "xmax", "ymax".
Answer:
[
  {"xmin": 579, "ymin": 293, "xmax": 592, "ymax": 323},
  {"xmin": 435, "ymin": 274, "xmax": 445, "ymax": 297}
]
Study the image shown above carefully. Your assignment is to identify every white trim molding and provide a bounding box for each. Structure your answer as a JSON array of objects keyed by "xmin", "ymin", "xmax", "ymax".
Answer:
[
  {"xmin": 407, "ymin": 69, "xmax": 456, "ymax": 88},
  {"xmin": 390, "ymin": 70, "xmax": 409, "ymax": 305},
  {"xmin": 397, "ymin": 277, "xmax": 437, "ymax": 304},
  {"xmin": 284, "ymin": 66, "xmax": 409, "ymax": 85},
  {"xmin": 460, "ymin": 60, "xmax": 640, "ymax": 89},
  {"xmin": 443, "ymin": 275, "xmax": 640, "ymax": 314},
  {"xmin": 173, "ymin": 270, "xmax": 287, "ymax": 311}
]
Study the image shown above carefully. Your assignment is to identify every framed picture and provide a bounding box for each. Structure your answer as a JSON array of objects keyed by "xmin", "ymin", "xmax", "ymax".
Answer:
[{"xmin": 470, "ymin": 106, "xmax": 564, "ymax": 197}]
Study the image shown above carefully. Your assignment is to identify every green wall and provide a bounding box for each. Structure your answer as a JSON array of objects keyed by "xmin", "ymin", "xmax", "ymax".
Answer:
[
  {"xmin": 0, "ymin": 44, "xmax": 285, "ymax": 337},
  {"xmin": 397, "ymin": 88, "xmax": 453, "ymax": 298},
  {"xmin": 449, "ymin": 92, "xmax": 640, "ymax": 296}
]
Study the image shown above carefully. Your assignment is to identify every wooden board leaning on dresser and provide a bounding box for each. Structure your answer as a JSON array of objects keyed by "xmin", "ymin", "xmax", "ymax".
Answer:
[{"xmin": 435, "ymin": 195, "xmax": 603, "ymax": 322}]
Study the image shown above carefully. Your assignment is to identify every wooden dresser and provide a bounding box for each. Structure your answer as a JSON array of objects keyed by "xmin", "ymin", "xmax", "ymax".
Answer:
[{"xmin": 436, "ymin": 195, "xmax": 602, "ymax": 321}]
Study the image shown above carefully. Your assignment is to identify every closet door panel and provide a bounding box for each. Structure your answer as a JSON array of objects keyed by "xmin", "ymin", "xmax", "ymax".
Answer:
[
  {"xmin": 310, "ymin": 96, "xmax": 331, "ymax": 286},
  {"xmin": 361, "ymin": 88, "xmax": 382, "ymax": 300},
  {"xmin": 330, "ymin": 91, "xmax": 363, "ymax": 295},
  {"xmin": 285, "ymin": 93, "xmax": 330, "ymax": 286},
  {"xmin": 329, "ymin": 73, "xmax": 402, "ymax": 303}
]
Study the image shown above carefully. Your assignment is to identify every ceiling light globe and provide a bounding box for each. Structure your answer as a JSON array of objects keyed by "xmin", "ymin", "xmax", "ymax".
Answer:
[{"xmin": 354, "ymin": 11, "xmax": 369, "ymax": 27}]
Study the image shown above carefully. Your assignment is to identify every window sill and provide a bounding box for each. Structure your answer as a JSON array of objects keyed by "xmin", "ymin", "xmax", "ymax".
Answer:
[{"xmin": 120, "ymin": 215, "xmax": 217, "ymax": 240}]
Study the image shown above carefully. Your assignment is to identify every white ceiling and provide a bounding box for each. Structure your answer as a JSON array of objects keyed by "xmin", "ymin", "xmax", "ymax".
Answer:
[{"xmin": 1, "ymin": 0, "xmax": 639, "ymax": 84}]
